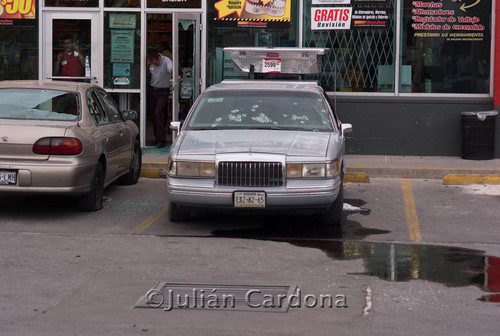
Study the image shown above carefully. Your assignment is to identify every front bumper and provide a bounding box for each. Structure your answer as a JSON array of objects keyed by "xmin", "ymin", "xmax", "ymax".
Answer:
[{"xmin": 167, "ymin": 177, "xmax": 341, "ymax": 212}]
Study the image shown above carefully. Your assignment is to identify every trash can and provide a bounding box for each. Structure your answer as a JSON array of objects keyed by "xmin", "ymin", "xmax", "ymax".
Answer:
[{"xmin": 461, "ymin": 111, "xmax": 498, "ymax": 160}]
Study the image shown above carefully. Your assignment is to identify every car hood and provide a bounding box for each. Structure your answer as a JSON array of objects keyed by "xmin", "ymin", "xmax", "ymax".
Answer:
[{"xmin": 174, "ymin": 130, "xmax": 336, "ymax": 157}]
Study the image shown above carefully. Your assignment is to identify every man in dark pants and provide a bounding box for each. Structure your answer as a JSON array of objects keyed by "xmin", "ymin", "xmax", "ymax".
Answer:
[{"xmin": 147, "ymin": 50, "xmax": 173, "ymax": 148}]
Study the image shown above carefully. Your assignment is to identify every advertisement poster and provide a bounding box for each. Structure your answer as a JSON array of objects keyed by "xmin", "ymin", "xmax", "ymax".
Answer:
[
  {"xmin": 214, "ymin": 0, "xmax": 291, "ymax": 29},
  {"xmin": 311, "ymin": 7, "xmax": 353, "ymax": 30},
  {"xmin": 0, "ymin": 0, "xmax": 36, "ymax": 26},
  {"xmin": 352, "ymin": 7, "xmax": 389, "ymax": 29},
  {"xmin": 409, "ymin": 0, "xmax": 490, "ymax": 42},
  {"xmin": 109, "ymin": 13, "xmax": 136, "ymax": 29},
  {"xmin": 110, "ymin": 30, "xmax": 134, "ymax": 63}
]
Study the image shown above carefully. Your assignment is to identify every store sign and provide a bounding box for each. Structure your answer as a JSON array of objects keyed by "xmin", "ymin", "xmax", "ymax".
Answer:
[
  {"xmin": 0, "ymin": 0, "xmax": 36, "ymax": 25},
  {"xmin": 352, "ymin": 7, "xmax": 389, "ymax": 29},
  {"xmin": 311, "ymin": 7, "xmax": 352, "ymax": 30},
  {"xmin": 214, "ymin": 0, "xmax": 291, "ymax": 29},
  {"xmin": 410, "ymin": 0, "xmax": 489, "ymax": 42}
]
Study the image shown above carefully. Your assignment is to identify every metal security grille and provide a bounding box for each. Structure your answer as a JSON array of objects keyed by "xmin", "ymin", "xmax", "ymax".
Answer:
[
  {"xmin": 303, "ymin": 1, "xmax": 396, "ymax": 92},
  {"xmin": 217, "ymin": 162, "xmax": 283, "ymax": 187}
]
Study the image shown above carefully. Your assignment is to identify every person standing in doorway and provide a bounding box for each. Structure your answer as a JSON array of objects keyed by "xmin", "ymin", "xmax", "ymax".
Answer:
[
  {"xmin": 54, "ymin": 35, "xmax": 86, "ymax": 78},
  {"xmin": 147, "ymin": 50, "xmax": 173, "ymax": 148}
]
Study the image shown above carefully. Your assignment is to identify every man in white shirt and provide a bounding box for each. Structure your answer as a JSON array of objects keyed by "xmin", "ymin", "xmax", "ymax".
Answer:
[{"xmin": 147, "ymin": 50, "xmax": 173, "ymax": 148}]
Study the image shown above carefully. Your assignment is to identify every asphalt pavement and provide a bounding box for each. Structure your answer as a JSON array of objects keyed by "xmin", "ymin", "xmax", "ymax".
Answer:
[{"xmin": 140, "ymin": 146, "xmax": 500, "ymax": 184}]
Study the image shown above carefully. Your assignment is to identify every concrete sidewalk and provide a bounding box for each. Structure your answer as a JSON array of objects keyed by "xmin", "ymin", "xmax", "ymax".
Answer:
[{"xmin": 140, "ymin": 147, "xmax": 500, "ymax": 184}]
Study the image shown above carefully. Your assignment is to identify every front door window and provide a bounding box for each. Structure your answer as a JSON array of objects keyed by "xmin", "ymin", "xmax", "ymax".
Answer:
[{"xmin": 52, "ymin": 19, "xmax": 91, "ymax": 82}]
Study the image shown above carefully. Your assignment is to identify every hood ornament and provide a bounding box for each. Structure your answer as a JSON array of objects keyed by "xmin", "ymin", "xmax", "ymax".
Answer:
[{"xmin": 1, "ymin": 136, "xmax": 10, "ymax": 143}]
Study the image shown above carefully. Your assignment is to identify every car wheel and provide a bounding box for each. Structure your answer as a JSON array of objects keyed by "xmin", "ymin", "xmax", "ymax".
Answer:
[
  {"xmin": 168, "ymin": 201, "xmax": 191, "ymax": 222},
  {"xmin": 119, "ymin": 140, "xmax": 142, "ymax": 185},
  {"xmin": 319, "ymin": 181, "xmax": 344, "ymax": 225},
  {"xmin": 77, "ymin": 162, "xmax": 104, "ymax": 212}
]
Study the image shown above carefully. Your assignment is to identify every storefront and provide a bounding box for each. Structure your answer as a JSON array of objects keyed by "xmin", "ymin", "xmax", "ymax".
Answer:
[{"xmin": 0, "ymin": 0, "xmax": 498, "ymax": 156}]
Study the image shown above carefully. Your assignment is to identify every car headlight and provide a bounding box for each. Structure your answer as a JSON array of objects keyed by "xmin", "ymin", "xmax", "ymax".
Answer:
[
  {"xmin": 287, "ymin": 161, "xmax": 338, "ymax": 178},
  {"xmin": 169, "ymin": 161, "xmax": 215, "ymax": 177}
]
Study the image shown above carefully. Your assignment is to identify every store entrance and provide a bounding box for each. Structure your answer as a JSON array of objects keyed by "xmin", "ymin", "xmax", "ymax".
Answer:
[{"xmin": 145, "ymin": 13, "xmax": 201, "ymax": 148}]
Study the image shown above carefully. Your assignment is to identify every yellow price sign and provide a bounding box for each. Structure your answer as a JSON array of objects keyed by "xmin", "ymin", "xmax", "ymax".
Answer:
[{"xmin": 1, "ymin": 0, "xmax": 33, "ymax": 15}]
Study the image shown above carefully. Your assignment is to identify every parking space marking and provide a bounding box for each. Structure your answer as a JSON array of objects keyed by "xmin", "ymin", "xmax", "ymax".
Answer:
[
  {"xmin": 401, "ymin": 179, "xmax": 422, "ymax": 242},
  {"xmin": 129, "ymin": 202, "xmax": 169, "ymax": 235}
]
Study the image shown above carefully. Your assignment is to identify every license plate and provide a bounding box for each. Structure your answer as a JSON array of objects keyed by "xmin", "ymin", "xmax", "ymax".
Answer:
[
  {"xmin": 234, "ymin": 192, "xmax": 266, "ymax": 208},
  {"xmin": 263, "ymin": 59, "xmax": 281, "ymax": 73},
  {"xmin": 0, "ymin": 170, "xmax": 16, "ymax": 185}
]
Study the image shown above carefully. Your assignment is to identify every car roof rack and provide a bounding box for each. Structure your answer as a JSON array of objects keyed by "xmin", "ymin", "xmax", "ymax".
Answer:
[{"xmin": 223, "ymin": 47, "xmax": 329, "ymax": 76}]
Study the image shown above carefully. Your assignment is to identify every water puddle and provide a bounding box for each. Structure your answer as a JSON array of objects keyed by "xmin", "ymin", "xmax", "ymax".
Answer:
[{"xmin": 277, "ymin": 240, "xmax": 500, "ymax": 303}]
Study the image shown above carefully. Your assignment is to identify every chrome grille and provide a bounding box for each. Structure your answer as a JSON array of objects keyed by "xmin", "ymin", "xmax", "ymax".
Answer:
[{"xmin": 217, "ymin": 162, "xmax": 283, "ymax": 187}]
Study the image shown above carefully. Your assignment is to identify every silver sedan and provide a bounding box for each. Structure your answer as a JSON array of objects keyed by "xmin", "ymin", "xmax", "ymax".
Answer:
[
  {"xmin": 0, "ymin": 80, "xmax": 141, "ymax": 211},
  {"xmin": 167, "ymin": 80, "xmax": 352, "ymax": 225}
]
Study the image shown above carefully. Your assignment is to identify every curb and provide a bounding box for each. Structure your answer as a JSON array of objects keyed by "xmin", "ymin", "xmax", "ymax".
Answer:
[{"xmin": 443, "ymin": 174, "xmax": 500, "ymax": 185}]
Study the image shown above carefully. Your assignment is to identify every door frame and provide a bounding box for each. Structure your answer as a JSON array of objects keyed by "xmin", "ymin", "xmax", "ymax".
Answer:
[
  {"xmin": 41, "ymin": 11, "xmax": 101, "ymax": 85},
  {"xmin": 172, "ymin": 13, "xmax": 202, "ymax": 125}
]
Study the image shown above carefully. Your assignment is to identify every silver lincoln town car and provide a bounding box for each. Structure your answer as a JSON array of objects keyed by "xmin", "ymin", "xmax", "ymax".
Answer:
[{"xmin": 167, "ymin": 80, "xmax": 352, "ymax": 225}]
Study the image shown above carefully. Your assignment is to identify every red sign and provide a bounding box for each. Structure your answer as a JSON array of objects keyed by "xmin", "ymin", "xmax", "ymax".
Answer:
[{"xmin": 311, "ymin": 7, "xmax": 352, "ymax": 30}]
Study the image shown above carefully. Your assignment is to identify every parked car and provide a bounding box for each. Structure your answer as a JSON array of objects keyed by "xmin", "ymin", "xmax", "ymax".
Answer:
[
  {"xmin": 0, "ymin": 80, "xmax": 141, "ymax": 211},
  {"xmin": 167, "ymin": 80, "xmax": 352, "ymax": 224}
]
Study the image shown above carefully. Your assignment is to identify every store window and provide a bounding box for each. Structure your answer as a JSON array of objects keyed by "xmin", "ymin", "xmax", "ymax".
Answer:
[
  {"xmin": 206, "ymin": 0, "xmax": 298, "ymax": 86},
  {"xmin": 0, "ymin": 1, "xmax": 38, "ymax": 80},
  {"xmin": 400, "ymin": 0, "xmax": 491, "ymax": 94},
  {"xmin": 104, "ymin": 0, "xmax": 140, "ymax": 7},
  {"xmin": 147, "ymin": 0, "xmax": 201, "ymax": 8},
  {"xmin": 103, "ymin": 12, "xmax": 141, "ymax": 89},
  {"xmin": 303, "ymin": 1, "xmax": 396, "ymax": 92},
  {"xmin": 45, "ymin": 0, "xmax": 98, "ymax": 7}
]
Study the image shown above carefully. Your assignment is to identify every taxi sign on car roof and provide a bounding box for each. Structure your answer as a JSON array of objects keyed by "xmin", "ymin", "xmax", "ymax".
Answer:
[{"xmin": 224, "ymin": 47, "xmax": 329, "ymax": 75}]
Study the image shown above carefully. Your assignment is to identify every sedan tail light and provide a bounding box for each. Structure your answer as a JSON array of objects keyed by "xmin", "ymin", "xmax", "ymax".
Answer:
[{"xmin": 33, "ymin": 137, "xmax": 83, "ymax": 155}]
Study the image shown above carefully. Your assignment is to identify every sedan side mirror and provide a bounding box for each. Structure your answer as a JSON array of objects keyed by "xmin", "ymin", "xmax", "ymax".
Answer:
[
  {"xmin": 122, "ymin": 109, "xmax": 138, "ymax": 121},
  {"xmin": 170, "ymin": 121, "xmax": 182, "ymax": 131},
  {"xmin": 341, "ymin": 123, "xmax": 353, "ymax": 136}
]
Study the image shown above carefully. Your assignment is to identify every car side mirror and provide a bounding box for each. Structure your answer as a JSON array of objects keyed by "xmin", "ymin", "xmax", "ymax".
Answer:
[
  {"xmin": 170, "ymin": 121, "xmax": 182, "ymax": 131},
  {"xmin": 122, "ymin": 109, "xmax": 138, "ymax": 121},
  {"xmin": 341, "ymin": 123, "xmax": 353, "ymax": 136}
]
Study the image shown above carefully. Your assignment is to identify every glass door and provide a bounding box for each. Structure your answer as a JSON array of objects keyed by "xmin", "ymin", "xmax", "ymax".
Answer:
[
  {"xmin": 172, "ymin": 13, "xmax": 201, "ymax": 124},
  {"xmin": 42, "ymin": 12, "xmax": 100, "ymax": 84}
]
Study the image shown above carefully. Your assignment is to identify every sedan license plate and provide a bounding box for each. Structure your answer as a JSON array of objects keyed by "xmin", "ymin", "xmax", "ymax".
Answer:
[
  {"xmin": 0, "ymin": 170, "xmax": 17, "ymax": 185},
  {"xmin": 234, "ymin": 192, "xmax": 266, "ymax": 208}
]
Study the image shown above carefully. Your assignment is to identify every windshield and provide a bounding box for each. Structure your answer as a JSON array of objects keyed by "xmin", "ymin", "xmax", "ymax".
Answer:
[
  {"xmin": 0, "ymin": 89, "xmax": 79, "ymax": 121},
  {"xmin": 186, "ymin": 90, "xmax": 334, "ymax": 131}
]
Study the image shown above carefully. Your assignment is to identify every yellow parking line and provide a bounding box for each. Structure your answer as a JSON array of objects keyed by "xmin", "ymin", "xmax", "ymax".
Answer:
[
  {"xmin": 129, "ymin": 202, "xmax": 169, "ymax": 235},
  {"xmin": 401, "ymin": 179, "xmax": 422, "ymax": 242}
]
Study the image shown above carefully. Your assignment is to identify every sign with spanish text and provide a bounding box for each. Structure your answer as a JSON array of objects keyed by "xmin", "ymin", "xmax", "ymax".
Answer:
[
  {"xmin": 213, "ymin": 0, "xmax": 291, "ymax": 29},
  {"xmin": 0, "ymin": 0, "xmax": 35, "ymax": 26},
  {"xmin": 409, "ymin": 0, "xmax": 490, "ymax": 42},
  {"xmin": 352, "ymin": 7, "xmax": 389, "ymax": 29},
  {"xmin": 111, "ymin": 30, "xmax": 135, "ymax": 63},
  {"xmin": 311, "ymin": 7, "xmax": 352, "ymax": 30}
]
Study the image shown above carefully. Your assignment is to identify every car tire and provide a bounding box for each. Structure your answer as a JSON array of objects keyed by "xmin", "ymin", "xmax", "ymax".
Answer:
[
  {"xmin": 319, "ymin": 181, "xmax": 344, "ymax": 226},
  {"xmin": 168, "ymin": 201, "xmax": 191, "ymax": 222},
  {"xmin": 119, "ymin": 140, "xmax": 142, "ymax": 185},
  {"xmin": 77, "ymin": 162, "xmax": 104, "ymax": 212}
]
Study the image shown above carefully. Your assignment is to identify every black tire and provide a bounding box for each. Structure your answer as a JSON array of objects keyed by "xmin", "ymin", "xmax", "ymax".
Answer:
[
  {"xmin": 168, "ymin": 201, "xmax": 191, "ymax": 222},
  {"xmin": 77, "ymin": 162, "xmax": 104, "ymax": 212},
  {"xmin": 119, "ymin": 140, "xmax": 142, "ymax": 185},
  {"xmin": 319, "ymin": 181, "xmax": 344, "ymax": 226}
]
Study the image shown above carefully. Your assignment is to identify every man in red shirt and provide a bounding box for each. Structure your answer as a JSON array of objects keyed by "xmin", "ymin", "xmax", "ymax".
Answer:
[{"xmin": 54, "ymin": 35, "xmax": 86, "ymax": 78}]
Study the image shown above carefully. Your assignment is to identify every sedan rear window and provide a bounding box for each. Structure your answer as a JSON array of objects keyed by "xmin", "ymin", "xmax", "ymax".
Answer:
[
  {"xmin": 186, "ymin": 91, "xmax": 334, "ymax": 131},
  {"xmin": 0, "ymin": 89, "xmax": 79, "ymax": 121}
]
